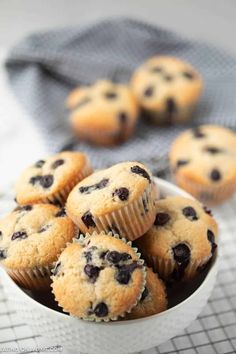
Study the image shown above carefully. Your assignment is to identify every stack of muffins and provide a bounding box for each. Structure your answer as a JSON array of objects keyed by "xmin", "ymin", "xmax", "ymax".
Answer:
[{"xmin": 0, "ymin": 153, "xmax": 218, "ymax": 322}]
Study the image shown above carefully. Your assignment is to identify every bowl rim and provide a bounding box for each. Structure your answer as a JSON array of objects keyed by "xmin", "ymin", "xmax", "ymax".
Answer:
[{"xmin": 1, "ymin": 177, "xmax": 218, "ymax": 326}]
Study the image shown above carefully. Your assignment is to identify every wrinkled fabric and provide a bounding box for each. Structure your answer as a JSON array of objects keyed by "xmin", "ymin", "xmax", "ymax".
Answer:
[{"xmin": 5, "ymin": 18, "xmax": 236, "ymax": 171}]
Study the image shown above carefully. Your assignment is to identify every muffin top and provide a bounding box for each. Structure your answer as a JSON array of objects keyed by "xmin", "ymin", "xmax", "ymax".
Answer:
[
  {"xmin": 169, "ymin": 125, "xmax": 236, "ymax": 187},
  {"xmin": 66, "ymin": 161, "xmax": 154, "ymax": 226},
  {"xmin": 126, "ymin": 267, "xmax": 167, "ymax": 320},
  {"xmin": 51, "ymin": 233, "xmax": 145, "ymax": 321},
  {"xmin": 137, "ymin": 196, "xmax": 218, "ymax": 270},
  {"xmin": 15, "ymin": 151, "xmax": 91, "ymax": 205},
  {"xmin": 130, "ymin": 56, "xmax": 203, "ymax": 111},
  {"xmin": 0, "ymin": 204, "xmax": 76, "ymax": 269},
  {"xmin": 67, "ymin": 79, "xmax": 138, "ymax": 133}
]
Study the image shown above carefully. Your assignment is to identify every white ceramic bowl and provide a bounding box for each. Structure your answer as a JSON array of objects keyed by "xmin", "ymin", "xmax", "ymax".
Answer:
[{"xmin": 1, "ymin": 178, "xmax": 218, "ymax": 354}]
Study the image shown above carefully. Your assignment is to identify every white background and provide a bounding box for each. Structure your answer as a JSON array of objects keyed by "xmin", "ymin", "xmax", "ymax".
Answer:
[{"xmin": 1, "ymin": 0, "xmax": 236, "ymax": 55}]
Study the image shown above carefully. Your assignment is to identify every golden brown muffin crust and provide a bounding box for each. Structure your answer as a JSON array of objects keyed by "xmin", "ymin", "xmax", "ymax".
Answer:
[
  {"xmin": 126, "ymin": 268, "xmax": 167, "ymax": 319},
  {"xmin": 137, "ymin": 196, "xmax": 218, "ymax": 280},
  {"xmin": 67, "ymin": 80, "xmax": 138, "ymax": 144},
  {"xmin": 51, "ymin": 233, "xmax": 146, "ymax": 321},
  {"xmin": 0, "ymin": 204, "xmax": 77, "ymax": 269},
  {"xmin": 169, "ymin": 125, "xmax": 236, "ymax": 187},
  {"xmin": 15, "ymin": 151, "xmax": 92, "ymax": 205},
  {"xmin": 131, "ymin": 56, "xmax": 203, "ymax": 112}
]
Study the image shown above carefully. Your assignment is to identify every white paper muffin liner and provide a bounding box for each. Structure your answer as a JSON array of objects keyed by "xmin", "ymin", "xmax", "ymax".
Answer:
[
  {"xmin": 125, "ymin": 269, "xmax": 168, "ymax": 320},
  {"xmin": 2, "ymin": 224, "xmax": 79, "ymax": 292},
  {"xmin": 51, "ymin": 232, "xmax": 147, "ymax": 322},
  {"xmin": 173, "ymin": 172, "xmax": 236, "ymax": 206},
  {"xmin": 41, "ymin": 162, "xmax": 93, "ymax": 205},
  {"xmin": 69, "ymin": 181, "xmax": 158, "ymax": 241},
  {"xmin": 144, "ymin": 253, "xmax": 212, "ymax": 281},
  {"xmin": 142, "ymin": 104, "xmax": 196, "ymax": 125},
  {"xmin": 72, "ymin": 124, "xmax": 136, "ymax": 146},
  {"xmin": 4, "ymin": 264, "xmax": 52, "ymax": 291}
]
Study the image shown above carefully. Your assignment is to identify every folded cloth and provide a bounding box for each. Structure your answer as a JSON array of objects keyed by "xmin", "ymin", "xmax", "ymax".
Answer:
[{"xmin": 5, "ymin": 18, "xmax": 236, "ymax": 170}]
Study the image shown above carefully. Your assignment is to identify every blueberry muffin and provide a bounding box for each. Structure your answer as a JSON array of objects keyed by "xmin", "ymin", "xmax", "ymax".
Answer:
[
  {"xmin": 0, "ymin": 204, "xmax": 77, "ymax": 290},
  {"xmin": 136, "ymin": 196, "xmax": 218, "ymax": 281},
  {"xmin": 130, "ymin": 56, "xmax": 203, "ymax": 124},
  {"xmin": 51, "ymin": 233, "xmax": 146, "ymax": 321},
  {"xmin": 66, "ymin": 79, "xmax": 139, "ymax": 146},
  {"xmin": 169, "ymin": 125, "xmax": 236, "ymax": 205},
  {"xmin": 15, "ymin": 151, "xmax": 92, "ymax": 205},
  {"xmin": 66, "ymin": 161, "xmax": 158, "ymax": 241},
  {"xmin": 125, "ymin": 267, "xmax": 167, "ymax": 320}
]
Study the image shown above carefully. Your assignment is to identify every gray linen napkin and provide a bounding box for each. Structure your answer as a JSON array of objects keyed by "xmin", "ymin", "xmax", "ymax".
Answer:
[{"xmin": 5, "ymin": 18, "xmax": 236, "ymax": 171}]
